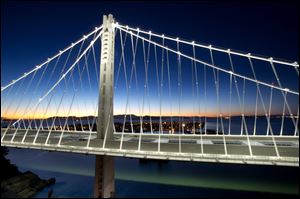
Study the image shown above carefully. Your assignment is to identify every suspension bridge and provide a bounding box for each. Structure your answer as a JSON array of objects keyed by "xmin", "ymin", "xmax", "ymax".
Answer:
[{"xmin": 1, "ymin": 14, "xmax": 299, "ymax": 197}]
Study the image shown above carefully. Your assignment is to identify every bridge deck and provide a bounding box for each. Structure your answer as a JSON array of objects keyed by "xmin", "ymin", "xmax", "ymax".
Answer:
[{"xmin": 1, "ymin": 128, "xmax": 298, "ymax": 166}]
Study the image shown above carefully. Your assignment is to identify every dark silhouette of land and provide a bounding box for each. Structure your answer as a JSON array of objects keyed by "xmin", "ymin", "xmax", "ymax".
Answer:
[{"xmin": 1, "ymin": 147, "xmax": 55, "ymax": 198}]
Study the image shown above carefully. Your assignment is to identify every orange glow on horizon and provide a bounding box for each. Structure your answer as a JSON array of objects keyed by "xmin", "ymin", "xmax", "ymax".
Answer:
[{"xmin": 2, "ymin": 110, "xmax": 279, "ymax": 119}]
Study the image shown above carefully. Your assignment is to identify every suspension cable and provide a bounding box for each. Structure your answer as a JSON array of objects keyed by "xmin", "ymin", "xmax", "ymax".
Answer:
[
  {"xmin": 1, "ymin": 26, "xmax": 103, "ymax": 92},
  {"xmin": 115, "ymin": 23, "xmax": 298, "ymax": 68},
  {"xmin": 116, "ymin": 27, "xmax": 298, "ymax": 96}
]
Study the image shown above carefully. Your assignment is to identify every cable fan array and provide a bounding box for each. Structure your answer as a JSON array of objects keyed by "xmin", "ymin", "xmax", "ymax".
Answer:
[{"xmin": 1, "ymin": 21, "xmax": 298, "ymax": 159}]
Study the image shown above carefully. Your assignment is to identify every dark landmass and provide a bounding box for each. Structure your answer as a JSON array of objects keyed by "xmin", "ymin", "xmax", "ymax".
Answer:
[
  {"xmin": 1, "ymin": 114, "xmax": 295, "ymax": 122},
  {"xmin": 0, "ymin": 147, "xmax": 20, "ymax": 180},
  {"xmin": 1, "ymin": 147, "xmax": 55, "ymax": 198},
  {"xmin": 1, "ymin": 114, "xmax": 295, "ymax": 134}
]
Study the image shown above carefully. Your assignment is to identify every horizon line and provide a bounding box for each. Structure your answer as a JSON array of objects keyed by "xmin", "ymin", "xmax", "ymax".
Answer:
[{"xmin": 1, "ymin": 114, "xmax": 297, "ymax": 120}]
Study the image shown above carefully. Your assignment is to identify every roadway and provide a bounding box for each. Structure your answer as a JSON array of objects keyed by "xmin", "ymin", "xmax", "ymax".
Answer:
[{"xmin": 1, "ymin": 128, "xmax": 299, "ymax": 166}]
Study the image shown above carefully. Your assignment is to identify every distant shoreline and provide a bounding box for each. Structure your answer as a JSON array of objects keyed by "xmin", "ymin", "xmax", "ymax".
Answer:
[{"xmin": 1, "ymin": 114, "xmax": 298, "ymax": 121}]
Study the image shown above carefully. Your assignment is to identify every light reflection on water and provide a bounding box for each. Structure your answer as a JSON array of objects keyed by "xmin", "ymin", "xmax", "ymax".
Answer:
[{"xmin": 6, "ymin": 148, "xmax": 299, "ymax": 198}]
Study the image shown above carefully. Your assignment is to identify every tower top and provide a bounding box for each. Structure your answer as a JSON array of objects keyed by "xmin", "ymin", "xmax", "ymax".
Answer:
[{"xmin": 103, "ymin": 14, "xmax": 114, "ymax": 27}]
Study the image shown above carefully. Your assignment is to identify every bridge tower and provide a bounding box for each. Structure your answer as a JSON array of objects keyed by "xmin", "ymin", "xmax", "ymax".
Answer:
[{"xmin": 94, "ymin": 14, "xmax": 115, "ymax": 198}]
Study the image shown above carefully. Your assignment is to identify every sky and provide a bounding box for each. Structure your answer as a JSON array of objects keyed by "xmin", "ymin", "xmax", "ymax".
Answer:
[{"xmin": 1, "ymin": 0, "xmax": 299, "ymax": 118}]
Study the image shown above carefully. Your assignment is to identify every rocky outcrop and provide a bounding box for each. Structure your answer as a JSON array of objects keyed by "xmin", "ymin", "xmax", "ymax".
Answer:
[{"xmin": 1, "ymin": 171, "xmax": 55, "ymax": 198}]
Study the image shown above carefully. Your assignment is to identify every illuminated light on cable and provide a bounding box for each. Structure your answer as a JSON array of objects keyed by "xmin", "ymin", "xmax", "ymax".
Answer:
[
  {"xmin": 192, "ymin": 41, "xmax": 195, "ymax": 45},
  {"xmin": 116, "ymin": 25, "xmax": 298, "ymax": 94},
  {"xmin": 208, "ymin": 45, "xmax": 212, "ymax": 49},
  {"xmin": 284, "ymin": 88, "xmax": 290, "ymax": 92},
  {"xmin": 1, "ymin": 25, "xmax": 105, "ymax": 93},
  {"xmin": 269, "ymin": 57, "xmax": 274, "ymax": 61},
  {"xmin": 227, "ymin": 49, "xmax": 231, "ymax": 53},
  {"xmin": 83, "ymin": 35, "xmax": 87, "ymax": 39},
  {"xmin": 116, "ymin": 23, "xmax": 298, "ymax": 68},
  {"xmin": 229, "ymin": 71, "xmax": 233, "ymax": 75},
  {"xmin": 149, "ymin": 31, "xmax": 152, "ymax": 35},
  {"xmin": 126, "ymin": 25, "xmax": 129, "ymax": 29},
  {"xmin": 177, "ymin": 51, "xmax": 182, "ymax": 55},
  {"xmin": 270, "ymin": 83, "xmax": 275, "ymax": 88},
  {"xmin": 137, "ymin": 28, "xmax": 140, "ymax": 31},
  {"xmin": 247, "ymin": 53, "xmax": 251, "ymax": 57},
  {"xmin": 176, "ymin": 37, "xmax": 179, "ymax": 42},
  {"xmin": 48, "ymin": 58, "xmax": 51, "ymax": 61}
]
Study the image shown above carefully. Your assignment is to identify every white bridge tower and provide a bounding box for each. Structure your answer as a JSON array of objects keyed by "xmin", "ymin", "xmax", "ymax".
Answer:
[{"xmin": 94, "ymin": 14, "xmax": 115, "ymax": 198}]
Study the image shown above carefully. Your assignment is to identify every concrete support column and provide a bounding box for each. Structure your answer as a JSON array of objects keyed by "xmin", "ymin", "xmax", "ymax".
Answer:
[{"xmin": 94, "ymin": 155, "xmax": 114, "ymax": 198}]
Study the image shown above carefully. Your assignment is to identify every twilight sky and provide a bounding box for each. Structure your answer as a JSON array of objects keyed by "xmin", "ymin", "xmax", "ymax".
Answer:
[{"xmin": 1, "ymin": 0, "xmax": 299, "ymax": 118}]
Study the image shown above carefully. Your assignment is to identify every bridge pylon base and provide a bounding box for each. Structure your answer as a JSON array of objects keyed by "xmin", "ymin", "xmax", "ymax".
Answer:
[{"xmin": 94, "ymin": 155, "xmax": 115, "ymax": 198}]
